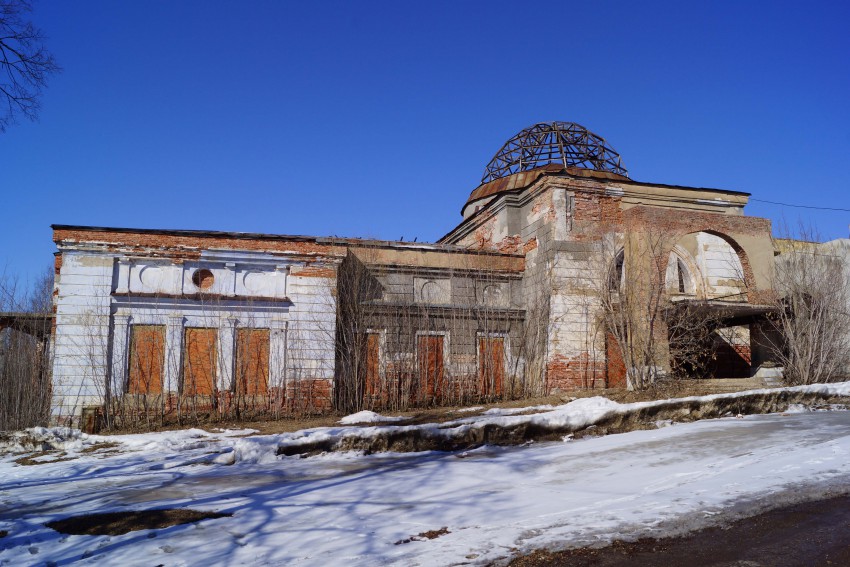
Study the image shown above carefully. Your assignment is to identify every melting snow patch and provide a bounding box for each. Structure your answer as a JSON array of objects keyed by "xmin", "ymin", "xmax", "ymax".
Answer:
[
  {"xmin": 0, "ymin": 427, "xmax": 90, "ymax": 454},
  {"xmin": 483, "ymin": 404, "xmax": 556, "ymax": 416},
  {"xmin": 338, "ymin": 411, "xmax": 407, "ymax": 425}
]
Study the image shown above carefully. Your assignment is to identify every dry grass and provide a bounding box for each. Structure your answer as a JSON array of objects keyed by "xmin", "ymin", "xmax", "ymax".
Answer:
[
  {"xmin": 395, "ymin": 526, "xmax": 450, "ymax": 545},
  {"xmin": 79, "ymin": 442, "xmax": 120, "ymax": 454},
  {"xmin": 13, "ymin": 451, "xmax": 77, "ymax": 466},
  {"xmin": 97, "ymin": 380, "xmax": 767, "ymax": 437}
]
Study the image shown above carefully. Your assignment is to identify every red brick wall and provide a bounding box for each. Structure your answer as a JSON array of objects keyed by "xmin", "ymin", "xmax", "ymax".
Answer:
[
  {"xmin": 546, "ymin": 353, "xmax": 608, "ymax": 391},
  {"xmin": 285, "ymin": 379, "xmax": 332, "ymax": 414},
  {"xmin": 53, "ymin": 228, "xmax": 344, "ymax": 259}
]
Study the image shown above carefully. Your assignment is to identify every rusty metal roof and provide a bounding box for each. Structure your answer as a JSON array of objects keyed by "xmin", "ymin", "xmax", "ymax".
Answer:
[{"xmin": 464, "ymin": 164, "xmax": 629, "ymax": 210}]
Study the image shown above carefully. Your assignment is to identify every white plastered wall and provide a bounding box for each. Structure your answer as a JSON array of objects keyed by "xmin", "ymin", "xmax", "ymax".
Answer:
[{"xmin": 51, "ymin": 247, "xmax": 338, "ymax": 424}]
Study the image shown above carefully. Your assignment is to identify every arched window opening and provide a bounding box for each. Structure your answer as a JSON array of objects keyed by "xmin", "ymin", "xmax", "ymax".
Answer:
[
  {"xmin": 609, "ymin": 250, "xmax": 625, "ymax": 291},
  {"xmin": 677, "ymin": 258, "xmax": 689, "ymax": 293},
  {"xmin": 666, "ymin": 253, "xmax": 695, "ymax": 296}
]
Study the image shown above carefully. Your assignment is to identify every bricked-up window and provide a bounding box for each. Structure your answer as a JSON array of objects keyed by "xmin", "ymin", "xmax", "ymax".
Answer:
[
  {"xmin": 417, "ymin": 335, "xmax": 444, "ymax": 403},
  {"xmin": 127, "ymin": 325, "xmax": 165, "ymax": 394},
  {"xmin": 363, "ymin": 332, "xmax": 381, "ymax": 398},
  {"xmin": 235, "ymin": 328, "xmax": 269, "ymax": 395},
  {"xmin": 478, "ymin": 336, "xmax": 505, "ymax": 398},
  {"xmin": 182, "ymin": 328, "xmax": 217, "ymax": 396},
  {"xmin": 191, "ymin": 269, "xmax": 215, "ymax": 290}
]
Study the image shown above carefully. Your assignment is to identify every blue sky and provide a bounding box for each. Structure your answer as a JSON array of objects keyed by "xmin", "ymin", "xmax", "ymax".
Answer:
[{"xmin": 2, "ymin": 0, "xmax": 849, "ymax": 283}]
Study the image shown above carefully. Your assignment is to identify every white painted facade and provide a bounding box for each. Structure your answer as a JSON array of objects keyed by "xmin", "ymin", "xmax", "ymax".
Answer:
[{"xmin": 51, "ymin": 242, "xmax": 337, "ymax": 422}]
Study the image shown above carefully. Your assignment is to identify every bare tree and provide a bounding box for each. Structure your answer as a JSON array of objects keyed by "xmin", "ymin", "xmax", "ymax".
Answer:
[
  {"xmin": 0, "ymin": 0, "xmax": 60, "ymax": 132},
  {"xmin": 592, "ymin": 228, "xmax": 672, "ymax": 390},
  {"xmin": 590, "ymin": 224, "xmax": 735, "ymax": 390},
  {"xmin": 769, "ymin": 227, "xmax": 850, "ymax": 385}
]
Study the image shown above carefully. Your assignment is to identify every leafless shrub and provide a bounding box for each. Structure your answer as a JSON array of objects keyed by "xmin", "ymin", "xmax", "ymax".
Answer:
[
  {"xmin": 589, "ymin": 224, "xmax": 737, "ymax": 390},
  {"xmin": 769, "ymin": 226, "xmax": 850, "ymax": 385},
  {"xmin": 666, "ymin": 301, "xmax": 731, "ymax": 380},
  {"xmin": 592, "ymin": 228, "xmax": 672, "ymax": 390}
]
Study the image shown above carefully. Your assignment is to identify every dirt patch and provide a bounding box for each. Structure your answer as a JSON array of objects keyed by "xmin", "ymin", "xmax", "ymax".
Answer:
[
  {"xmin": 79, "ymin": 442, "xmax": 120, "ymax": 454},
  {"xmin": 45, "ymin": 509, "xmax": 232, "ymax": 536},
  {"xmin": 14, "ymin": 451, "xmax": 77, "ymax": 466},
  {"xmin": 395, "ymin": 526, "xmax": 450, "ymax": 545}
]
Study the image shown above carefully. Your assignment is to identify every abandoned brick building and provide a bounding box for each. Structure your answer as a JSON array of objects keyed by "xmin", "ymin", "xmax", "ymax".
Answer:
[{"xmin": 49, "ymin": 122, "xmax": 777, "ymax": 424}]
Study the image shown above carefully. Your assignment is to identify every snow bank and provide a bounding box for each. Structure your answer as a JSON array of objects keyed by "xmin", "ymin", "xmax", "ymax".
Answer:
[
  {"xmin": 6, "ymin": 381, "xmax": 850, "ymax": 465},
  {"xmin": 276, "ymin": 381, "xmax": 850, "ymax": 457},
  {"xmin": 338, "ymin": 411, "xmax": 407, "ymax": 425},
  {"xmin": 0, "ymin": 427, "xmax": 91, "ymax": 453}
]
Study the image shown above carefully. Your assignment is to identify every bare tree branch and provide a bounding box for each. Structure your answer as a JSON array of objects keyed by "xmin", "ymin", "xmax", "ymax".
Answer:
[{"xmin": 0, "ymin": 0, "xmax": 60, "ymax": 132}]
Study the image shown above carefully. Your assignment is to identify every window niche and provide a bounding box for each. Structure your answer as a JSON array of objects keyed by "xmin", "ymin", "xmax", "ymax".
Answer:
[{"xmin": 414, "ymin": 277, "xmax": 450, "ymax": 304}]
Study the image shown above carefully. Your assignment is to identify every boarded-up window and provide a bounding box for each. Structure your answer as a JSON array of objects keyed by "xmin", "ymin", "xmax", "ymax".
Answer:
[
  {"xmin": 127, "ymin": 325, "xmax": 165, "ymax": 394},
  {"xmin": 478, "ymin": 336, "xmax": 505, "ymax": 397},
  {"xmin": 364, "ymin": 333, "xmax": 381, "ymax": 398},
  {"xmin": 606, "ymin": 331, "xmax": 626, "ymax": 388},
  {"xmin": 183, "ymin": 328, "xmax": 217, "ymax": 396},
  {"xmin": 236, "ymin": 328, "xmax": 270, "ymax": 395},
  {"xmin": 417, "ymin": 335, "xmax": 444, "ymax": 402}
]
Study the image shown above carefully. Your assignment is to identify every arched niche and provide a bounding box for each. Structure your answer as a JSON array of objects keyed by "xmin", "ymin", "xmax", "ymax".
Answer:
[
  {"xmin": 664, "ymin": 245, "xmax": 702, "ymax": 298},
  {"xmin": 665, "ymin": 229, "xmax": 757, "ymax": 299}
]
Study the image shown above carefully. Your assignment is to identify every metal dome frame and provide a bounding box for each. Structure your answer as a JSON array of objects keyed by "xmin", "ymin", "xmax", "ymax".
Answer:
[{"xmin": 481, "ymin": 121, "xmax": 627, "ymax": 184}]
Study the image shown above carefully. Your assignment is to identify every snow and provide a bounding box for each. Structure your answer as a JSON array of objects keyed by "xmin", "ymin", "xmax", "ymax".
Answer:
[
  {"xmin": 452, "ymin": 406, "xmax": 483, "ymax": 413},
  {"xmin": 482, "ymin": 403, "xmax": 557, "ymax": 415},
  {"xmin": 3, "ymin": 381, "xmax": 850, "ymax": 566},
  {"xmin": 338, "ymin": 411, "xmax": 407, "ymax": 425}
]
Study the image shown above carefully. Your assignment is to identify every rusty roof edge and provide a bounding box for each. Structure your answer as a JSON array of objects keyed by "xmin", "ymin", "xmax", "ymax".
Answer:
[
  {"xmin": 51, "ymin": 224, "xmax": 326, "ymax": 243},
  {"xmin": 461, "ymin": 167, "xmax": 752, "ymax": 216}
]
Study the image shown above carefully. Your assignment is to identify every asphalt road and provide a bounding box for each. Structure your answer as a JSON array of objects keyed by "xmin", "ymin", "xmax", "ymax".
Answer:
[{"xmin": 509, "ymin": 493, "xmax": 850, "ymax": 566}]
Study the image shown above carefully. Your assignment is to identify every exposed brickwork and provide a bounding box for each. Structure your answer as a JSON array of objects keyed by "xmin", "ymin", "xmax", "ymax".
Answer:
[
  {"xmin": 571, "ymin": 190, "xmax": 623, "ymax": 240},
  {"xmin": 622, "ymin": 205, "xmax": 772, "ymax": 294},
  {"xmin": 523, "ymin": 237, "xmax": 538, "ymax": 254},
  {"xmin": 606, "ymin": 333, "xmax": 627, "ymax": 388},
  {"xmin": 622, "ymin": 206, "xmax": 771, "ymax": 238},
  {"xmin": 546, "ymin": 353, "xmax": 608, "ymax": 391},
  {"xmin": 53, "ymin": 228, "xmax": 344, "ymax": 258},
  {"xmin": 285, "ymin": 379, "xmax": 332, "ymax": 414},
  {"xmin": 290, "ymin": 266, "xmax": 337, "ymax": 278},
  {"xmin": 470, "ymin": 217, "xmax": 497, "ymax": 250},
  {"xmin": 496, "ymin": 235, "xmax": 522, "ymax": 254}
]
